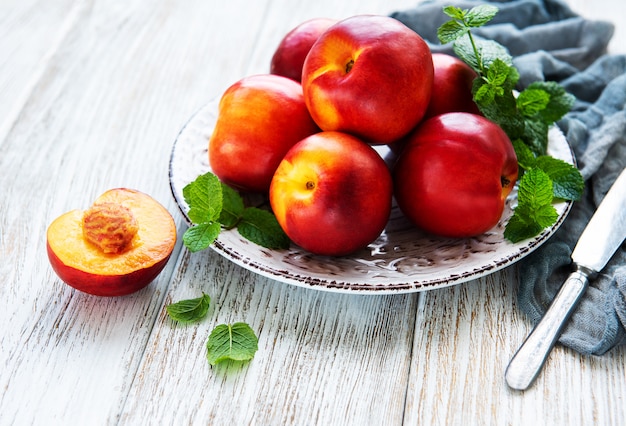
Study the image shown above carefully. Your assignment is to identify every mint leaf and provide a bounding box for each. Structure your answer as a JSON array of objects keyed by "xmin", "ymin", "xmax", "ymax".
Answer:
[
  {"xmin": 183, "ymin": 172, "xmax": 222, "ymax": 224},
  {"xmin": 183, "ymin": 222, "xmax": 221, "ymax": 252},
  {"xmin": 517, "ymin": 168, "xmax": 554, "ymax": 209},
  {"xmin": 219, "ymin": 183, "xmax": 245, "ymax": 229},
  {"xmin": 442, "ymin": 5, "xmax": 466, "ymax": 20},
  {"xmin": 166, "ymin": 293, "xmax": 211, "ymax": 323},
  {"xmin": 453, "ymin": 35, "xmax": 513, "ymax": 74},
  {"xmin": 517, "ymin": 88, "xmax": 550, "ymax": 117},
  {"xmin": 522, "ymin": 117, "xmax": 550, "ymax": 156},
  {"xmin": 238, "ymin": 207, "xmax": 290, "ymax": 250},
  {"xmin": 503, "ymin": 212, "xmax": 545, "ymax": 243},
  {"xmin": 505, "ymin": 168, "xmax": 558, "ymax": 242},
  {"xmin": 535, "ymin": 156, "xmax": 584, "ymax": 200},
  {"xmin": 474, "ymin": 58, "xmax": 511, "ymax": 103},
  {"xmin": 439, "ymin": 5, "xmax": 498, "ymax": 39},
  {"xmin": 526, "ymin": 81, "xmax": 575, "ymax": 124},
  {"xmin": 206, "ymin": 323, "xmax": 259, "ymax": 366},
  {"xmin": 465, "ymin": 4, "xmax": 498, "ymax": 27},
  {"xmin": 437, "ymin": 20, "xmax": 468, "ymax": 44},
  {"xmin": 474, "ymin": 86, "xmax": 524, "ymax": 138},
  {"xmin": 512, "ymin": 139, "xmax": 537, "ymax": 172}
]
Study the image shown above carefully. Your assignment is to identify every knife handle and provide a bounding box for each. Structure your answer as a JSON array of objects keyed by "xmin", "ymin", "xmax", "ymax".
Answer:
[{"xmin": 505, "ymin": 269, "xmax": 589, "ymax": 390}]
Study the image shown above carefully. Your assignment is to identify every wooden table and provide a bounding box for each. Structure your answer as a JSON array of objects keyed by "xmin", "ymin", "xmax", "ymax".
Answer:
[{"xmin": 1, "ymin": 1, "xmax": 624, "ymax": 424}]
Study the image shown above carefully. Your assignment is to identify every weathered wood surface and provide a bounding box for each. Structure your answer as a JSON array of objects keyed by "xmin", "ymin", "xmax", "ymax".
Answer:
[{"xmin": 1, "ymin": 0, "xmax": 624, "ymax": 425}]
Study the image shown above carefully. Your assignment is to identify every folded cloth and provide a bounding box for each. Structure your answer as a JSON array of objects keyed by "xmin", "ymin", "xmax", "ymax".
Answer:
[{"xmin": 391, "ymin": 0, "xmax": 626, "ymax": 356}]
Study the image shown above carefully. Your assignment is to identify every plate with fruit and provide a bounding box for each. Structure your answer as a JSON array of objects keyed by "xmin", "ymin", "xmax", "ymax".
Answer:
[
  {"xmin": 169, "ymin": 12, "xmax": 580, "ymax": 294},
  {"xmin": 169, "ymin": 102, "xmax": 575, "ymax": 294}
]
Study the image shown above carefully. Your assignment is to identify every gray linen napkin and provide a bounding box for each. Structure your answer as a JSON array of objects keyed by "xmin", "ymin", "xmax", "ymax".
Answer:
[{"xmin": 391, "ymin": 0, "xmax": 626, "ymax": 356}]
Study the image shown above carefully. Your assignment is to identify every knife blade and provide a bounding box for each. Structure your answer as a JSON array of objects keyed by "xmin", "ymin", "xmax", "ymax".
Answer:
[{"xmin": 505, "ymin": 167, "xmax": 626, "ymax": 391}]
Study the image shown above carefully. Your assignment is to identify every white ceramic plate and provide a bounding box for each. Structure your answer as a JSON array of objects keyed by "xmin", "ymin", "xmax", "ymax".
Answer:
[{"xmin": 169, "ymin": 100, "xmax": 574, "ymax": 294}]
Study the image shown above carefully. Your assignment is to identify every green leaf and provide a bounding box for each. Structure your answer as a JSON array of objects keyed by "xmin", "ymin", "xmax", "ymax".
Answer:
[
  {"xmin": 504, "ymin": 168, "xmax": 558, "ymax": 242},
  {"xmin": 219, "ymin": 183, "xmax": 245, "ymax": 229},
  {"xmin": 504, "ymin": 212, "xmax": 545, "ymax": 243},
  {"xmin": 166, "ymin": 293, "xmax": 211, "ymax": 323},
  {"xmin": 517, "ymin": 201, "xmax": 558, "ymax": 229},
  {"xmin": 535, "ymin": 156, "xmax": 584, "ymax": 200},
  {"xmin": 183, "ymin": 172, "xmax": 222, "ymax": 224},
  {"xmin": 474, "ymin": 84, "xmax": 524, "ymax": 139},
  {"xmin": 452, "ymin": 34, "xmax": 480, "ymax": 72},
  {"xmin": 206, "ymin": 323, "xmax": 259, "ymax": 366},
  {"xmin": 437, "ymin": 20, "xmax": 468, "ymax": 44},
  {"xmin": 486, "ymin": 58, "xmax": 511, "ymax": 87},
  {"xmin": 465, "ymin": 4, "xmax": 499, "ymax": 27},
  {"xmin": 238, "ymin": 207, "xmax": 291, "ymax": 250},
  {"xmin": 517, "ymin": 88, "xmax": 550, "ymax": 117},
  {"xmin": 521, "ymin": 117, "xmax": 550, "ymax": 156},
  {"xmin": 511, "ymin": 139, "xmax": 536, "ymax": 171},
  {"xmin": 454, "ymin": 35, "xmax": 513, "ymax": 73},
  {"xmin": 474, "ymin": 58, "xmax": 512, "ymax": 104},
  {"xmin": 442, "ymin": 5, "xmax": 466, "ymax": 20},
  {"xmin": 517, "ymin": 168, "xmax": 554, "ymax": 207},
  {"xmin": 183, "ymin": 222, "xmax": 221, "ymax": 253},
  {"xmin": 474, "ymin": 81, "xmax": 497, "ymax": 104},
  {"xmin": 526, "ymin": 81, "xmax": 575, "ymax": 124}
]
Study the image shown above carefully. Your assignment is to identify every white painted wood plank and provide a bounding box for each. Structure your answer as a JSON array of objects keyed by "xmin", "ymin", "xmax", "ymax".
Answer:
[
  {"xmin": 120, "ymin": 249, "xmax": 419, "ymax": 425},
  {"xmin": 0, "ymin": 0, "xmax": 82, "ymax": 143},
  {"xmin": 0, "ymin": 0, "xmax": 273, "ymax": 423},
  {"xmin": 405, "ymin": 267, "xmax": 626, "ymax": 425}
]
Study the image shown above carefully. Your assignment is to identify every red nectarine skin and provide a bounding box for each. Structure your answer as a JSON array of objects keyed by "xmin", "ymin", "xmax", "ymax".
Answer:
[
  {"xmin": 270, "ymin": 131, "xmax": 393, "ymax": 256},
  {"xmin": 209, "ymin": 74, "xmax": 319, "ymax": 193},
  {"xmin": 393, "ymin": 113, "xmax": 518, "ymax": 238},
  {"xmin": 270, "ymin": 18, "xmax": 337, "ymax": 82},
  {"xmin": 46, "ymin": 189, "xmax": 176, "ymax": 296},
  {"xmin": 301, "ymin": 15, "xmax": 434, "ymax": 144},
  {"xmin": 424, "ymin": 53, "xmax": 482, "ymax": 119}
]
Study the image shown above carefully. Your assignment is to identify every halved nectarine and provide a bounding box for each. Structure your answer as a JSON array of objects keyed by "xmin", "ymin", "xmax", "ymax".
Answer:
[{"xmin": 46, "ymin": 188, "xmax": 177, "ymax": 296}]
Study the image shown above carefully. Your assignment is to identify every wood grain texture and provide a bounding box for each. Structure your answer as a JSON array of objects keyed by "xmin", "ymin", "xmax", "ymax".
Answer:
[
  {"xmin": 1, "ymin": 0, "xmax": 625, "ymax": 425},
  {"xmin": 121, "ymin": 249, "xmax": 419, "ymax": 425}
]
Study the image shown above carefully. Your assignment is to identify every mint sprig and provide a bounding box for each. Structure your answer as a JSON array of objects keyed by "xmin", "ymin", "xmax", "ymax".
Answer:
[
  {"xmin": 182, "ymin": 171, "xmax": 290, "ymax": 252},
  {"xmin": 438, "ymin": 5, "xmax": 584, "ymax": 242}
]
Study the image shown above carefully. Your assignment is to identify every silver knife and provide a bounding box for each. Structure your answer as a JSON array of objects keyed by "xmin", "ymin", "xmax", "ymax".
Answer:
[{"xmin": 505, "ymin": 167, "xmax": 626, "ymax": 391}]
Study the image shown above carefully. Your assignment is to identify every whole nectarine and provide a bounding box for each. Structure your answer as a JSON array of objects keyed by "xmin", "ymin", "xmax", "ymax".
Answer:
[
  {"xmin": 46, "ymin": 188, "xmax": 176, "ymax": 296},
  {"xmin": 393, "ymin": 113, "xmax": 518, "ymax": 238},
  {"xmin": 269, "ymin": 131, "xmax": 393, "ymax": 256},
  {"xmin": 209, "ymin": 74, "xmax": 319, "ymax": 193},
  {"xmin": 424, "ymin": 53, "xmax": 481, "ymax": 119},
  {"xmin": 301, "ymin": 15, "xmax": 433, "ymax": 144},
  {"xmin": 270, "ymin": 18, "xmax": 337, "ymax": 82}
]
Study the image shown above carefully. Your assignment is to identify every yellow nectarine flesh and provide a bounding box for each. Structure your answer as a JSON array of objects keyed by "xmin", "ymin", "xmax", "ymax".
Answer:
[{"xmin": 47, "ymin": 188, "xmax": 176, "ymax": 296}]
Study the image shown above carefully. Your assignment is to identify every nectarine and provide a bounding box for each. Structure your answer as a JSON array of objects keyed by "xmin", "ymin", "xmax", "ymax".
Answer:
[
  {"xmin": 301, "ymin": 15, "xmax": 433, "ymax": 144},
  {"xmin": 270, "ymin": 18, "xmax": 337, "ymax": 82},
  {"xmin": 393, "ymin": 113, "xmax": 518, "ymax": 238},
  {"xmin": 270, "ymin": 131, "xmax": 393, "ymax": 256},
  {"xmin": 46, "ymin": 188, "xmax": 176, "ymax": 296},
  {"xmin": 424, "ymin": 53, "xmax": 481, "ymax": 119},
  {"xmin": 209, "ymin": 74, "xmax": 319, "ymax": 193}
]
